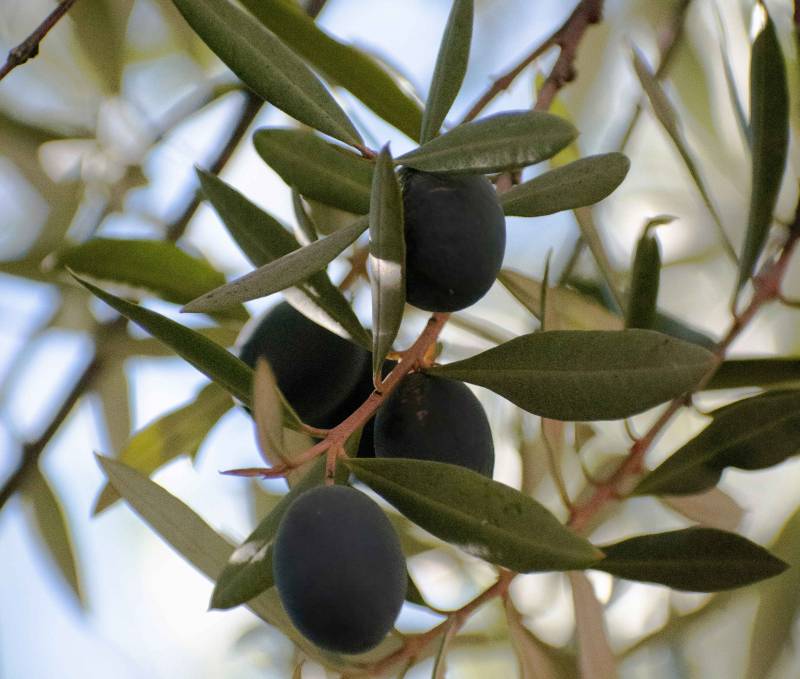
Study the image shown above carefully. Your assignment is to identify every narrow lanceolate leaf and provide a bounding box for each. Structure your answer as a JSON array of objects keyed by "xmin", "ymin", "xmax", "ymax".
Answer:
[
  {"xmin": 345, "ymin": 458, "xmax": 603, "ymax": 572},
  {"xmin": 55, "ymin": 238, "xmax": 245, "ymax": 319},
  {"xmin": 634, "ymin": 391, "xmax": 800, "ymax": 496},
  {"xmin": 210, "ymin": 458, "xmax": 326, "ymax": 610},
  {"xmin": 736, "ymin": 10, "xmax": 789, "ymax": 291},
  {"xmin": 182, "ymin": 215, "xmax": 369, "ymax": 314},
  {"xmin": 95, "ymin": 456, "xmax": 347, "ymax": 666},
  {"xmin": 369, "ymin": 147, "xmax": 405, "ymax": 380},
  {"xmin": 197, "ymin": 170, "xmax": 370, "ymax": 348},
  {"xmin": 290, "ymin": 189, "xmax": 318, "ymax": 244},
  {"xmin": 505, "ymin": 598, "xmax": 574, "ymax": 679},
  {"xmin": 568, "ymin": 573, "xmax": 617, "ymax": 679},
  {"xmin": 573, "ymin": 207, "xmax": 625, "ymax": 311},
  {"xmin": 632, "ymin": 47, "xmax": 735, "ymax": 261},
  {"xmin": 397, "ymin": 111, "xmax": 577, "ymax": 174},
  {"xmin": 170, "ymin": 0, "xmax": 361, "ymax": 146},
  {"xmin": 253, "ymin": 360, "xmax": 286, "ymax": 465},
  {"xmin": 93, "ymin": 382, "xmax": 233, "ymax": 514},
  {"xmin": 238, "ymin": 0, "xmax": 422, "ymax": 140},
  {"xmin": 22, "ymin": 467, "xmax": 83, "ymax": 606},
  {"xmin": 73, "ymin": 274, "xmax": 254, "ymax": 407},
  {"xmin": 595, "ymin": 527, "xmax": 788, "ymax": 591},
  {"xmin": 429, "ymin": 330, "xmax": 713, "ymax": 421},
  {"xmin": 420, "ymin": 0, "xmax": 473, "ymax": 143},
  {"xmin": 253, "ymin": 129, "xmax": 374, "ymax": 215},
  {"xmin": 625, "ymin": 231, "xmax": 661, "ymax": 329},
  {"xmin": 661, "ymin": 487, "xmax": 744, "ymax": 533},
  {"xmin": 706, "ymin": 358, "xmax": 800, "ymax": 390},
  {"xmin": 500, "ymin": 154, "xmax": 630, "ymax": 217}
]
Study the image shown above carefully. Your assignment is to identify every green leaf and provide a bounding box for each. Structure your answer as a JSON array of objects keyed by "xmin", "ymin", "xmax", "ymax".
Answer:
[
  {"xmin": 420, "ymin": 0, "xmax": 473, "ymax": 144},
  {"xmin": 197, "ymin": 170, "xmax": 370, "ymax": 347},
  {"xmin": 210, "ymin": 458, "xmax": 327, "ymax": 610},
  {"xmin": 572, "ymin": 207, "xmax": 625, "ymax": 312},
  {"xmin": 500, "ymin": 154, "xmax": 630, "ymax": 217},
  {"xmin": 345, "ymin": 458, "xmax": 602, "ymax": 572},
  {"xmin": 736, "ymin": 10, "xmax": 789, "ymax": 291},
  {"xmin": 369, "ymin": 147, "xmax": 405, "ymax": 379},
  {"xmin": 169, "ymin": 0, "xmax": 361, "ymax": 146},
  {"xmin": 252, "ymin": 360, "xmax": 286, "ymax": 466},
  {"xmin": 568, "ymin": 572, "xmax": 617, "ymax": 679},
  {"xmin": 238, "ymin": 0, "xmax": 422, "ymax": 140},
  {"xmin": 634, "ymin": 391, "xmax": 800, "ymax": 496},
  {"xmin": 94, "ymin": 382, "xmax": 233, "ymax": 514},
  {"xmin": 253, "ymin": 128, "xmax": 373, "ymax": 215},
  {"xmin": 429, "ymin": 330, "xmax": 713, "ymax": 421},
  {"xmin": 397, "ymin": 111, "xmax": 577, "ymax": 174},
  {"xmin": 182, "ymin": 216, "xmax": 369, "ymax": 313},
  {"xmin": 73, "ymin": 274, "xmax": 254, "ymax": 407},
  {"xmin": 595, "ymin": 527, "xmax": 788, "ymax": 591},
  {"xmin": 625, "ymin": 230, "xmax": 661, "ymax": 329},
  {"xmin": 55, "ymin": 238, "xmax": 245, "ymax": 320},
  {"xmin": 21, "ymin": 467, "xmax": 84, "ymax": 606},
  {"xmin": 290, "ymin": 189, "xmax": 318, "ymax": 244},
  {"xmin": 706, "ymin": 357, "xmax": 800, "ymax": 390},
  {"xmin": 631, "ymin": 46, "xmax": 735, "ymax": 261}
]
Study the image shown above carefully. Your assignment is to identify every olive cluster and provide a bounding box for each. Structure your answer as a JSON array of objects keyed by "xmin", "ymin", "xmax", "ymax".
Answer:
[{"xmin": 239, "ymin": 171, "xmax": 502, "ymax": 653}]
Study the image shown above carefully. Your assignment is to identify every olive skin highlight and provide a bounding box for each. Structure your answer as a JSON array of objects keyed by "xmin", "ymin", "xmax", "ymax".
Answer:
[
  {"xmin": 272, "ymin": 485, "xmax": 407, "ymax": 654},
  {"xmin": 401, "ymin": 169, "xmax": 506, "ymax": 312}
]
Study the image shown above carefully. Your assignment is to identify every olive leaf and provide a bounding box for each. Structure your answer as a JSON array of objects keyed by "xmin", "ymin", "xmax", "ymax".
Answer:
[
  {"xmin": 706, "ymin": 357, "xmax": 800, "ymax": 390},
  {"xmin": 625, "ymin": 228, "xmax": 661, "ymax": 330}
]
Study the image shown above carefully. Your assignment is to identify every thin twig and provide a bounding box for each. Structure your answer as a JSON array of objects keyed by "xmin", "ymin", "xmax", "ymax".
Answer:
[{"xmin": 0, "ymin": 0, "xmax": 80, "ymax": 82}]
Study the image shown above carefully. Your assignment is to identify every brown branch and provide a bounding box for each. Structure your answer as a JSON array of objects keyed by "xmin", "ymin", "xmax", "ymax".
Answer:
[
  {"xmin": 461, "ymin": 0, "xmax": 604, "ymax": 124},
  {"xmin": 0, "ymin": 0, "xmax": 80, "ymax": 82}
]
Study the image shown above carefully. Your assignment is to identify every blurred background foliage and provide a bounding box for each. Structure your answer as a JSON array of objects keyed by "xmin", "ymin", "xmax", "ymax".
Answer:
[{"xmin": 1, "ymin": 0, "xmax": 800, "ymax": 677}]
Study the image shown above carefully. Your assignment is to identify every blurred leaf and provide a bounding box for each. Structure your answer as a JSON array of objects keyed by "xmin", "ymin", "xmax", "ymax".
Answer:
[
  {"xmin": 746, "ymin": 506, "xmax": 800, "ymax": 679},
  {"xmin": 631, "ymin": 46, "xmax": 735, "ymax": 261},
  {"xmin": 252, "ymin": 360, "xmax": 286, "ymax": 465},
  {"xmin": 498, "ymin": 269, "xmax": 623, "ymax": 331},
  {"xmin": 506, "ymin": 598, "xmax": 574, "ymax": 679},
  {"xmin": 420, "ymin": 0, "xmax": 473, "ymax": 144},
  {"xmin": 625, "ymin": 230, "xmax": 661, "ymax": 330},
  {"xmin": 661, "ymin": 487, "xmax": 744, "ymax": 533},
  {"xmin": 736, "ymin": 9, "xmax": 789, "ymax": 291},
  {"xmin": 253, "ymin": 128, "xmax": 373, "ymax": 215},
  {"xmin": 568, "ymin": 572, "xmax": 617, "ymax": 679},
  {"xmin": 706, "ymin": 358, "xmax": 800, "ymax": 390},
  {"xmin": 182, "ymin": 216, "xmax": 368, "ymax": 313},
  {"xmin": 21, "ymin": 467, "xmax": 83, "ymax": 607},
  {"xmin": 55, "ymin": 238, "xmax": 246, "ymax": 320},
  {"xmin": 652, "ymin": 310, "xmax": 716, "ymax": 350},
  {"xmin": 93, "ymin": 382, "xmax": 232, "ymax": 514},
  {"xmin": 712, "ymin": 2, "xmax": 750, "ymax": 148},
  {"xmin": 73, "ymin": 274, "xmax": 255, "ymax": 407},
  {"xmin": 94, "ymin": 455, "xmax": 351, "ymax": 667},
  {"xmin": 595, "ymin": 527, "xmax": 788, "ymax": 591},
  {"xmin": 94, "ymin": 357, "xmax": 131, "ymax": 454},
  {"xmin": 345, "ymin": 458, "xmax": 603, "ymax": 572},
  {"xmin": 170, "ymin": 0, "xmax": 362, "ymax": 146},
  {"xmin": 500, "ymin": 154, "xmax": 630, "ymax": 217},
  {"xmin": 369, "ymin": 147, "xmax": 405, "ymax": 379},
  {"xmin": 535, "ymin": 72, "xmax": 580, "ymax": 168},
  {"xmin": 572, "ymin": 207, "xmax": 625, "ymax": 311},
  {"xmin": 432, "ymin": 619, "xmax": 457, "ymax": 679},
  {"xmin": 197, "ymin": 170, "xmax": 369, "ymax": 347},
  {"xmin": 634, "ymin": 391, "xmax": 800, "ymax": 496},
  {"xmin": 429, "ymin": 330, "xmax": 713, "ymax": 421},
  {"xmin": 290, "ymin": 189, "xmax": 318, "ymax": 244},
  {"xmin": 397, "ymin": 111, "xmax": 577, "ymax": 174},
  {"xmin": 239, "ymin": 0, "xmax": 422, "ymax": 140},
  {"xmin": 71, "ymin": 0, "xmax": 134, "ymax": 94}
]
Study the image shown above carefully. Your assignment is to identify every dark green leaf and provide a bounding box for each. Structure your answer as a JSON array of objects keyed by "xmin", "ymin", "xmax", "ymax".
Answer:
[
  {"xmin": 397, "ymin": 111, "xmax": 577, "ymax": 174},
  {"xmin": 369, "ymin": 147, "xmax": 405, "ymax": 378},
  {"xmin": 253, "ymin": 128, "xmax": 373, "ymax": 214},
  {"xmin": 197, "ymin": 170, "xmax": 370, "ymax": 347},
  {"xmin": 182, "ymin": 215, "xmax": 368, "ymax": 314},
  {"xmin": 21, "ymin": 467, "xmax": 83, "ymax": 606},
  {"xmin": 73, "ymin": 274, "xmax": 254, "ymax": 407},
  {"xmin": 625, "ymin": 231, "xmax": 661, "ymax": 329},
  {"xmin": 210, "ymin": 458, "xmax": 326, "ymax": 610},
  {"xmin": 94, "ymin": 383, "xmax": 233, "ymax": 514},
  {"xmin": 290, "ymin": 189, "xmax": 318, "ymax": 243},
  {"xmin": 706, "ymin": 358, "xmax": 800, "ymax": 390},
  {"xmin": 239, "ymin": 0, "xmax": 422, "ymax": 140},
  {"xmin": 634, "ymin": 391, "xmax": 800, "ymax": 496},
  {"xmin": 500, "ymin": 154, "xmax": 630, "ymax": 217},
  {"xmin": 736, "ymin": 10, "xmax": 789, "ymax": 290},
  {"xmin": 345, "ymin": 458, "xmax": 602, "ymax": 572},
  {"xmin": 170, "ymin": 0, "xmax": 361, "ymax": 146},
  {"xmin": 595, "ymin": 527, "xmax": 788, "ymax": 591},
  {"xmin": 420, "ymin": 0, "xmax": 473, "ymax": 144},
  {"xmin": 55, "ymin": 238, "xmax": 245, "ymax": 320},
  {"xmin": 429, "ymin": 330, "xmax": 713, "ymax": 421},
  {"xmin": 651, "ymin": 312, "xmax": 716, "ymax": 350}
]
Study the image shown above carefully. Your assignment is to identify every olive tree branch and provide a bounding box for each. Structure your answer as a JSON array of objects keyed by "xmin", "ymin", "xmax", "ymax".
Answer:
[{"xmin": 0, "ymin": 0, "xmax": 80, "ymax": 82}]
